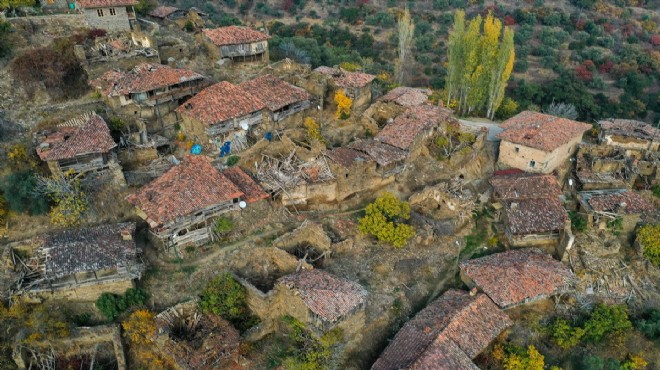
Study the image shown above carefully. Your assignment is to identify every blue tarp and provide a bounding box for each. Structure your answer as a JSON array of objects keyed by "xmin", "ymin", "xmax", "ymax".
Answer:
[
  {"xmin": 219, "ymin": 141, "xmax": 231, "ymax": 157},
  {"xmin": 190, "ymin": 144, "xmax": 202, "ymax": 155}
]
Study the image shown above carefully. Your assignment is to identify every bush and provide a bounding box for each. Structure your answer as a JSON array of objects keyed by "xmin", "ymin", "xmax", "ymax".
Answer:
[
  {"xmin": 549, "ymin": 317, "xmax": 585, "ymax": 349},
  {"xmin": 652, "ymin": 185, "xmax": 660, "ymax": 198},
  {"xmin": 95, "ymin": 288, "xmax": 148, "ymax": 321},
  {"xmin": 637, "ymin": 224, "xmax": 660, "ymax": 267},
  {"xmin": 0, "ymin": 20, "xmax": 13, "ymax": 58},
  {"xmin": 498, "ymin": 344, "xmax": 545, "ymax": 370},
  {"xmin": 583, "ymin": 304, "xmax": 632, "ymax": 342},
  {"xmin": 213, "ymin": 217, "xmax": 233, "ymax": 235},
  {"xmin": 569, "ymin": 211, "xmax": 588, "ymax": 232},
  {"xmin": 0, "ymin": 170, "xmax": 49, "ymax": 215},
  {"xmin": 280, "ymin": 315, "xmax": 337, "ymax": 369},
  {"xmin": 358, "ymin": 192, "xmax": 415, "ymax": 248},
  {"xmin": 199, "ymin": 273, "xmax": 258, "ymax": 332},
  {"xmin": 225, "ymin": 155, "xmax": 240, "ymax": 167}
]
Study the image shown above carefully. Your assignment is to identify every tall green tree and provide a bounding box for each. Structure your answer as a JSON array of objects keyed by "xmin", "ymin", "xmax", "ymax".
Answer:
[
  {"xmin": 395, "ymin": 7, "xmax": 415, "ymax": 85},
  {"xmin": 446, "ymin": 11, "xmax": 515, "ymax": 119}
]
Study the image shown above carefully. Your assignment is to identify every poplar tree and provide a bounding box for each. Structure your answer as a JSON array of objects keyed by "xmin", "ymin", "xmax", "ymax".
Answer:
[
  {"xmin": 447, "ymin": 10, "xmax": 515, "ymax": 119},
  {"xmin": 395, "ymin": 7, "xmax": 415, "ymax": 85}
]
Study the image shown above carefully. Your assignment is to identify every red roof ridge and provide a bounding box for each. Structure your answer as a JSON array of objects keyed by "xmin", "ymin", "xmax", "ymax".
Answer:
[{"xmin": 202, "ymin": 26, "xmax": 270, "ymax": 46}]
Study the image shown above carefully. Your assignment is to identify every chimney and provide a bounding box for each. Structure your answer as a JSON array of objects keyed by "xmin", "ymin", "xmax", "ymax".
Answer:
[{"xmin": 121, "ymin": 229, "xmax": 133, "ymax": 241}]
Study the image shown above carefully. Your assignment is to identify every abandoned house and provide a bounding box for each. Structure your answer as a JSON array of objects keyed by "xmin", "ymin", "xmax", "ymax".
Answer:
[
  {"xmin": 239, "ymin": 74, "xmax": 311, "ymax": 127},
  {"xmin": 240, "ymin": 268, "xmax": 367, "ymax": 336},
  {"xmin": 36, "ymin": 113, "xmax": 119, "ymax": 176},
  {"xmin": 598, "ymin": 118, "xmax": 660, "ymax": 152},
  {"xmin": 371, "ymin": 289, "xmax": 512, "ymax": 370},
  {"xmin": 12, "ymin": 223, "xmax": 143, "ymax": 301},
  {"xmin": 313, "ymin": 66, "xmax": 376, "ymax": 109},
  {"xmin": 378, "ymin": 86, "xmax": 432, "ymax": 107},
  {"xmin": 490, "ymin": 172, "xmax": 570, "ymax": 252},
  {"xmin": 175, "ymin": 81, "xmax": 267, "ymax": 153},
  {"xmin": 497, "ymin": 111, "xmax": 592, "ymax": 174},
  {"xmin": 201, "ymin": 26, "xmax": 270, "ymax": 64},
  {"xmin": 148, "ymin": 5, "xmax": 186, "ymax": 20},
  {"xmin": 347, "ymin": 139, "xmax": 408, "ymax": 177},
  {"xmin": 76, "ymin": 0, "xmax": 138, "ymax": 32},
  {"xmin": 575, "ymin": 144, "xmax": 631, "ymax": 190},
  {"xmin": 375, "ymin": 104, "xmax": 453, "ymax": 158},
  {"xmin": 460, "ymin": 248, "xmax": 574, "ymax": 309},
  {"xmin": 578, "ymin": 189, "xmax": 656, "ymax": 235},
  {"xmin": 90, "ymin": 63, "xmax": 208, "ymax": 131},
  {"xmin": 126, "ymin": 155, "xmax": 268, "ymax": 249},
  {"xmin": 153, "ymin": 300, "xmax": 240, "ymax": 369}
]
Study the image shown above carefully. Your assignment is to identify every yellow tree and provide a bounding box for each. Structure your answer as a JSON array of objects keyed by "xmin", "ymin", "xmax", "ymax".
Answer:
[
  {"xmin": 395, "ymin": 7, "xmax": 415, "ymax": 85},
  {"xmin": 334, "ymin": 90, "xmax": 353, "ymax": 119},
  {"xmin": 122, "ymin": 310, "xmax": 173, "ymax": 369},
  {"xmin": 486, "ymin": 26, "xmax": 515, "ymax": 119},
  {"xmin": 458, "ymin": 14, "xmax": 483, "ymax": 115}
]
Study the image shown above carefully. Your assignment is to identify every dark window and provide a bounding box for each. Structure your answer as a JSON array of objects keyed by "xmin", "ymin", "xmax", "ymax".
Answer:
[
  {"xmin": 529, "ymin": 160, "xmax": 536, "ymax": 168},
  {"xmin": 515, "ymin": 147, "xmax": 520, "ymax": 153},
  {"xmin": 109, "ymin": 7, "xmax": 116, "ymax": 15},
  {"xmin": 97, "ymin": 9, "xmax": 104, "ymax": 16}
]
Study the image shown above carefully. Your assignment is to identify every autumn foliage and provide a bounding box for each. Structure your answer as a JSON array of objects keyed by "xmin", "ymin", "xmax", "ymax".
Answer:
[
  {"xmin": 636, "ymin": 224, "xmax": 660, "ymax": 267},
  {"xmin": 334, "ymin": 90, "xmax": 353, "ymax": 119},
  {"xmin": 358, "ymin": 192, "xmax": 415, "ymax": 248},
  {"xmin": 122, "ymin": 310, "xmax": 174, "ymax": 369}
]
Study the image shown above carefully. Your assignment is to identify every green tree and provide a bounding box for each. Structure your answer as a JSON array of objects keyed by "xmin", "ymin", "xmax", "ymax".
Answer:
[
  {"xmin": 199, "ymin": 273, "xmax": 257, "ymax": 332},
  {"xmin": 395, "ymin": 7, "xmax": 414, "ymax": 84},
  {"xmin": 0, "ymin": 20, "xmax": 13, "ymax": 58},
  {"xmin": 502, "ymin": 345, "xmax": 545, "ymax": 370},
  {"xmin": 95, "ymin": 288, "xmax": 148, "ymax": 321},
  {"xmin": 583, "ymin": 304, "xmax": 632, "ymax": 342},
  {"xmin": 635, "ymin": 308, "xmax": 660, "ymax": 340},
  {"xmin": 358, "ymin": 192, "xmax": 415, "ymax": 248},
  {"xmin": 549, "ymin": 317, "xmax": 585, "ymax": 349},
  {"xmin": 636, "ymin": 224, "xmax": 660, "ymax": 267},
  {"xmin": 0, "ymin": 170, "xmax": 49, "ymax": 215}
]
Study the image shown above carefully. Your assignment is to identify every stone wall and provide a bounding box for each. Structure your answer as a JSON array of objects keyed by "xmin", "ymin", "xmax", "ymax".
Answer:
[
  {"xmin": 22, "ymin": 278, "xmax": 134, "ymax": 302},
  {"xmin": 83, "ymin": 7, "xmax": 131, "ymax": 32},
  {"xmin": 498, "ymin": 136, "xmax": 582, "ymax": 174}
]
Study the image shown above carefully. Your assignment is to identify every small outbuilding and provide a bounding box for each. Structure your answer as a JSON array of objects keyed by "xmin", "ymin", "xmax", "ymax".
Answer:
[
  {"xmin": 239, "ymin": 74, "xmax": 311, "ymax": 127},
  {"xmin": 201, "ymin": 26, "xmax": 270, "ymax": 64},
  {"xmin": 313, "ymin": 66, "xmax": 376, "ymax": 109}
]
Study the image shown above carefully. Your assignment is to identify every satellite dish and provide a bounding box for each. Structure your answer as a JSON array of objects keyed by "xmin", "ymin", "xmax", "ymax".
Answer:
[
  {"xmin": 240, "ymin": 122, "xmax": 249, "ymax": 130},
  {"xmin": 239, "ymin": 201, "xmax": 247, "ymax": 209}
]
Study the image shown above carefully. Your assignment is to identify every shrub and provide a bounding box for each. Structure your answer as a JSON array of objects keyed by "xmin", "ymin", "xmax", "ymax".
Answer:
[
  {"xmin": 544, "ymin": 101, "xmax": 578, "ymax": 119},
  {"xmin": 358, "ymin": 192, "xmax": 415, "ymax": 248},
  {"xmin": 500, "ymin": 344, "xmax": 545, "ymax": 370},
  {"xmin": 651, "ymin": 185, "xmax": 660, "ymax": 198},
  {"xmin": 95, "ymin": 288, "xmax": 148, "ymax": 321},
  {"xmin": 304, "ymin": 117, "xmax": 324, "ymax": 143},
  {"xmin": 213, "ymin": 217, "xmax": 233, "ymax": 235},
  {"xmin": 225, "ymin": 155, "xmax": 240, "ymax": 167},
  {"xmin": 569, "ymin": 211, "xmax": 588, "ymax": 232},
  {"xmin": 582, "ymin": 304, "xmax": 632, "ymax": 342},
  {"xmin": 334, "ymin": 90, "xmax": 352, "ymax": 119},
  {"xmin": 549, "ymin": 317, "xmax": 585, "ymax": 349},
  {"xmin": 280, "ymin": 315, "xmax": 337, "ymax": 369},
  {"xmin": 0, "ymin": 170, "xmax": 49, "ymax": 215},
  {"xmin": 199, "ymin": 273, "xmax": 258, "ymax": 332},
  {"xmin": 0, "ymin": 20, "xmax": 13, "ymax": 58},
  {"xmin": 635, "ymin": 308, "xmax": 660, "ymax": 340},
  {"xmin": 636, "ymin": 224, "xmax": 660, "ymax": 267}
]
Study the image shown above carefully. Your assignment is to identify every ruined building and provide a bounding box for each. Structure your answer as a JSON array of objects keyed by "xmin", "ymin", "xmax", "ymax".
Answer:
[
  {"xmin": 578, "ymin": 189, "xmax": 656, "ymax": 236},
  {"xmin": 239, "ymin": 74, "xmax": 311, "ymax": 128},
  {"xmin": 313, "ymin": 66, "xmax": 376, "ymax": 109},
  {"xmin": 12, "ymin": 223, "xmax": 143, "ymax": 301},
  {"xmin": 598, "ymin": 118, "xmax": 659, "ymax": 152},
  {"xmin": 36, "ymin": 113, "xmax": 119, "ymax": 176},
  {"xmin": 76, "ymin": 0, "xmax": 138, "ymax": 32},
  {"xmin": 497, "ymin": 111, "xmax": 591, "ymax": 174},
  {"xmin": 126, "ymin": 156, "xmax": 268, "ymax": 250},
  {"xmin": 371, "ymin": 289, "xmax": 512, "ymax": 370},
  {"xmin": 200, "ymin": 26, "xmax": 270, "ymax": 64}
]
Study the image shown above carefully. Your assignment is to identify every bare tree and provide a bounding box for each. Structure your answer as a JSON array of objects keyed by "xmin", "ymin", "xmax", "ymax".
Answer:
[{"xmin": 395, "ymin": 7, "xmax": 415, "ymax": 85}]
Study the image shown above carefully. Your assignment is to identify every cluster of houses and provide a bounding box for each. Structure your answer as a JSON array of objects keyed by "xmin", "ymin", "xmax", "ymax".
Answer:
[{"xmin": 5, "ymin": 6, "xmax": 660, "ymax": 369}]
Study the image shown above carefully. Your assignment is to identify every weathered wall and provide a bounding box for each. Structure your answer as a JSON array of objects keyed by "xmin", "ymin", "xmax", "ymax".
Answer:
[
  {"xmin": 23, "ymin": 278, "xmax": 134, "ymax": 302},
  {"xmin": 84, "ymin": 53, "xmax": 160, "ymax": 80},
  {"xmin": 498, "ymin": 135, "xmax": 582, "ymax": 174},
  {"xmin": 602, "ymin": 134, "xmax": 659, "ymax": 152},
  {"xmin": 83, "ymin": 7, "xmax": 131, "ymax": 32}
]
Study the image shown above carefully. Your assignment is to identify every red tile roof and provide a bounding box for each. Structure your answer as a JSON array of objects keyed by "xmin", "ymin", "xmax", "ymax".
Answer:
[
  {"xmin": 222, "ymin": 167, "xmax": 269, "ymax": 203},
  {"xmin": 497, "ymin": 111, "xmax": 592, "ymax": 152},
  {"xmin": 126, "ymin": 156, "xmax": 244, "ymax": 228},
  {"xmin": 202, "ymin": 26, "xmax": 270, "ymax": 46},
  {"xmin": 175, "ymin": 81, "xmax": 265, "ymax": 126},
  {"xmin": 239, "ymin": 74, "xmax": 310, "ymax": 112},
  {"xmin": 348, "ymin": 139, "xmax": 407, "ymax": 167},
  {"xmin": 276, "ymin": 269, "xmax": 367, "ymax": 323},
  {"xmin": 90, "ymin": 63, "xmax": 205, "ymax": 96},
  {"xmin": 324, "ymin": 147, "xmax": 371, "ymax": 168},
  {"xmin": 37, "ymin": 223, "xmax": 138, "ymax": 279},
  {"xmin": 409, "ymin": 333, "xmax": 479, "ymax": 370},
  {"xmin": 77, "ymin": 0, "xmax": 138, "ymax": 8},
  {"xmin": 376, "ymin": 105, "xmax": 453, "ymax": 150},
  {"xmin": 314, "ymin": 66, "xmax": 376, "ymax": 88},
  {"xmin": 490, "ymin": 172, "xmax": 562, "ymax": 200},
  {"xmin": 504, "ymin": 198, "xmax": 567, "ymax": 235},
  {"xmin": 584, "ymin": 190, "xmax": 655, "ymax": 215},
  {"xmin": 36, "ymin": 114, "xmax": 117, "ymax": 161},
  {"xmin": 379, "ymin": 87, "xmax": 431, "ymax": 107},
  {"xmin": 460, "ymin": 248, "xmax": 574, "ymax": 308},
  {"xmin": 149, "ymin": 5, "xmax": 181, "ymax": 18},
  {"xmin": 372, "ymin": 289, "xmax": 511, "ymax": 370}
]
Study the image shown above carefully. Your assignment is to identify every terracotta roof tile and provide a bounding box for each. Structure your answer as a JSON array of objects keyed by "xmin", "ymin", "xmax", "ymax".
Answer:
[
  {"xmin": 348, "ymin": 139, "xmax": 407, "ymax": 167},
  {"xmin": 36, "ymin": 223, "xmax": 138, "ymax": 279},
  {"xmin": 222, "ymin": 167, "xmax": 269, "ymax": 203},
  {"xmin": 77, "ymin": 0, "xmax": 138, "ymax": 8},
  {"xmin": 504, "ymin": 198, "xmax": 567, "ymax": 235},
  {"xmin": 599, "ymin": 119, "xmax": 659, "ymax": 142},
  {"xmin": 490, "ymin": 172, "xmax": 562, "ymax": 200},
  {"xmin": 239, "ymin": 74, "xmax": 309, "ymax": 112},
  {"xmin": 497, "ymin": 111, "xmax": 591, "ymax": 151},
  {"xmin": 36, "ymin": 114, "xmax": 116, "ymax": 161},
  {"xmin": 372, "ymin": 289, "xmax": 511, "ymax": 370},
  {"xmin": 313, "ymin": 66, "xmax": 376, "ymax": 88},
  {"xmin": 202, "ymin": 26, "xmax": 270, "ymax": 46},
  {"xmin": 584, "ymin": 190, "xmax": 655, "ymax": 214},
  {"xmin": 376, "ymin": 105, "xmax": 453, "ymax": 150},
  {"xmin": 379, "ymin": 87, "xmax": 431, "ymax": 107},
  {"xmin": 149, "ymin": 6, "xmax": 180, "ymax": 18},
  {"xmin": 324, "ymin": 147, "xmax": 371, "ymax": 168},
  {"xmin": 460, "ymin": 248, "xmax": 574, "ymax": 308},
  {"xmin": 276, "ymin": 269, "xmax": 367, "ymax": 323},
  {"xmin": 126, "ymin": 156, "xmax": 244, "ymax": 228},
  {"xmin": 409, "ymin": 333, "xmax": 479, "ymax": 370},
  {"xmin": 175, "ymin": 81, "xmax": 265, "ymax": 126},
  {"xmin": 90, "ymin": 63, "xmax": 205, "ymax": 96}
]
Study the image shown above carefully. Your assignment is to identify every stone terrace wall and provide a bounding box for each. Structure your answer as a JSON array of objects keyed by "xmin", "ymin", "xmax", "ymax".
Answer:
[{"xmin": 8, "ymin": 14, "xmax": 88, "ymax": 36}]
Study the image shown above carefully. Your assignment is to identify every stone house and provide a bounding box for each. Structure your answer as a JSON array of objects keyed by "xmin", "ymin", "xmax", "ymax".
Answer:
[
  {"xmin": 239, "ymin": 74, "xmax": 311, "ymax": 128},
  {"xmin": 36, "ymin": 113, "xmax": 119, "ymax": 176},
  {"xmin": 148, "ymin": 5, "xmax": 186, "ymax": 21},
  {"xmin": 126, "ymin": 155, "xmax": 268, "ymax": 250},
  {"xmin": 201, "ymin": 26, "xmax": 270, "ymax": 64},
  {"xmin": 175, "ymin": 81, "xmax": 268, "ymax": 153},
  {"xmin": 313, "ymin": 66, "xmax": 376, "ymax": 110},
  {"xmin": 598, "ymin": 118, "xmax": 659, "ymax": 153},
  {"xmin": 378, "ymin": 86, "xmax": 432, "ymax": 107},
  {"xmin": 490, "ymin": 172, "xmax": 571, "ymax": 253},
  {"xmin": 240, "ymin": 269, "xmax": 367, "ymax": 336},
  {"xmin": 460, "ymin": 248, "xmax": 574, "ymax": 309},
  {"xmin": 371, "ymin": 289, "xmax": 512, "ymax": 370},
  {"xmin": 578, "ymin": 189, "xmax": 656, "ymax": 236},
  {"xmin": 497, "ymin": 111, "xmax": 592, "ymax": 174},
  {"xmin": 12, "ymin": 223, "xmax": 143, "ymax": 301},
  {"xmin": 90, "ymin": 63, "xmax": 209, "ymax": 132},
  {"xmin": 76, "ymin": 0, "xmax": 138, "ymax": 32}
]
